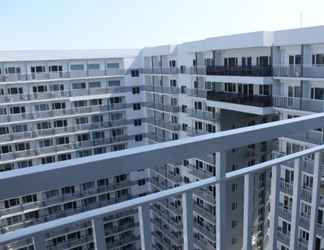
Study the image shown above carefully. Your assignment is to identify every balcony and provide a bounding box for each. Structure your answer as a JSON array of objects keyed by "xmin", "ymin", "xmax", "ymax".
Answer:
[
  {"xmin": 206, "ymin": 65, "xmax": 273, "ymax": 77},
  {"xmin": 274, "ymin": 65, "xmax": 324, "ymax": 78},
  {"xmin": 207, "ymin": 91, "xmax": 272, "ymax": 107},
  {"xmin": 1, "ymin": 114, "xmax": 324, "ymax": 250},
  {"xmin": 206, "ymin": 91, "xmax": 274, "ymax": 115},
  {"xmin": 0, "ymin": 69, "xmax": 127, "ymax": 83}
]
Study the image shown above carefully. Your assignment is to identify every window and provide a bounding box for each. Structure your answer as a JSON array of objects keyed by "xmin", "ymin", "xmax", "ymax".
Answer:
[
  {"xmin": 32, "ymin": 85, "xmax": 47, "ymax": 93},
  {"xmin": 133, "ymin": 103, "xmax": 141, "ymax": 110},
  {"xmin": 35, "ymin": 103, "xmax": 49, "ymax": 112},
  {"xmin": 15, "ymin": 143, "xmax": 30, "ymax": 151},
  {"xmin": 22, "ymin": 194, "xmax": 37, "ymax": 204},
  {"xmin": 10, "ymin": 106, "xmax": 25, "ymax": 114},
  {"xmin": 76, "ymin": 117, "xmax": 89, "ymax": 125},
  {"xmin": 232, "ymin": 183, "xmax": 238, "ymax": 192},
  {"xmin": 39, "ymin": 139, "xmax": 53, "ymax": 148},
  {"xmin": 52, "ymin": 102, "xmax": 66, "ymax": 110},
  {"xmin": 135, "ymin": 134, "xmax": 143, "ymax": 141},
  {"xmin": 54, "ymin": 120, "xmax": 67, "ymax": 128},
  {"xmin": 62, "ymin": 186, "xmax": 75, "ymax": 195},
  {"xmin": 5, "ymin": 67, "xmax": 21, "ymax": 74},
  {"xmin": 57, "ymin": 153, "xmax": 71, "ymax": 161},
  {"xmin": 45, "ymin": 189, "xmax": 59, "ymax": 199},
  {"xmin": 134, "ymin": 119, "xmax": 142, "ymax": 126},
  {"xmin": 8, "ymin": 87, "xmax": 23, "ymax": 95},
  {"xmin": 70, "ymin": 64, "xmax": 84, "ymax": 71},
  {"xmin": 107, "ymin": 63, "xmax": 120, "ymax": 69},
  {"xmin": 48, "ymin": 65, "xmax": 63, "ymax": 72},
  {"xmin": 90, "ymin": 99, "xmax": 102, "ymax": 106},
  {"xmin": 87, "ymin": 64, "xmax": 100, "ymax": 70},
  {"xmin": 72, "ymin": 82, "xmax": 86, "ymax": 89},
  {"xmin": 132, "ymin": 87, "xmax": 140, "ymax": 94},
  {"xmin": 56, "ymin": 136, "xmax": 69, "ymax": 145},
  {"xmin": 50, "ymin": 84, "xmax": 64, "ymax": 91},
  {"xmin": 4, "ymin": 198, "xmax": 20, "ymax": 208},
  {"xmin": 88, "ymin": 81, "xmax": 101, "ymax": 88},
  {"xmin": 31, "ymin": 66, "xmax": 45, "ymax": 73},
  {"xmin": 259, "ymin": 85, "xmax": 271, "ymax": 96},
  {"xmin": 108, "ymin": 80, "xmax": 120, "ymax": 87},
  {"xmin": 138, "ymin": 179, "xmax": 146, "ymax": 186},
  {"xmin": 311, "ymin": 87, "xmax": 324, "ymax": 100},
  {"xmin": 312, "ymin": 54, "xmax": 324, "ymax": 65},
  {"xmin": 0, "ymin": 127, "xmax": 9, "ymax": 135},
  {"xmin": 131, "ymin": 69, "xmax": 139, "ymax": 77},
  {"xmin": 225, "ymin": 83, "xmax": 236, "ymax": 92},
  {"xmin": 232, "ymin": 201, "xmax": 238, "ymax": 210},
  {"xmin": 1, "ymin": 145, "xmax": 12, "ymax": 154},
  {"xmin": 37, "ymin": 121, "xmax": 51, "ymax": 130}
]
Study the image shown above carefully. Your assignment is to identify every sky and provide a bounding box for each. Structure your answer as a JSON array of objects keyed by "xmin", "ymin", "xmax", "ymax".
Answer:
[{"xmin": 1, "ymin": 0, "xmax": 324, "ymax": 50}]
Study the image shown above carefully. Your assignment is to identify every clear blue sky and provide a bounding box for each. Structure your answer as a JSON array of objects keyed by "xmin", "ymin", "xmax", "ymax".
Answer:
[{"xmin": 1, "ymin": 0, "xmax": 324, "ymax": 50}]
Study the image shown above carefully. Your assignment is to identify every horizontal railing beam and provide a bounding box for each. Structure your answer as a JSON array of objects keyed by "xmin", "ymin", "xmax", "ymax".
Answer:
[
  {"xmin": 1, "ymin": 113, "xmax": 324, "ymax": 200},
  {"xmin": 1, "ymin": 143, "xmax": 324, "ymax": 245}
]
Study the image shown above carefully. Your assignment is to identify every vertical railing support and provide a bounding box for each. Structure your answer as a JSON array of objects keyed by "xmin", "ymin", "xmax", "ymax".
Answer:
[
  {"xmin": 92, "ymin": 217, "xmax": 106, "ymax": 250},
  {"xmin": 269, "ymin": 164, "xmax": 280, "ymax": 250},
  {"xmin": 243, "ymin": 173, "xmax": 254, "ymax": 250},
  {"xmin": 182, "ymin": 190, "xmax": 194, "ymax": 250},
  {"xmin": 215, "ymin": 151, "xmax": 226, "ymax": 250},
  {"xmin": 33, "ymin": 233, "xmax": 46, "ymax": 250},
  {"xmin": 308, "ymin": 152, "xmax": 321, "ymax": 250},
  {"xmin": 290, "ymin": 158, "xmax": 301, "ymax": 250},
  {"xmin": 138, "ymin": 203, "xmax": 152, "ymax": 250}
]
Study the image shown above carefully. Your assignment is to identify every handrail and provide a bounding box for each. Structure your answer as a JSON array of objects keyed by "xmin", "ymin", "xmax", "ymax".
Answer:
[{"xmin": 0, "ymin": 143, "xmax": 324, "ymax": 244}]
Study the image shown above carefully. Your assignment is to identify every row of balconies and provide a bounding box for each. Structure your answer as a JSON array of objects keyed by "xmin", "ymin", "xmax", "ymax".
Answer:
[
  {"xmin": 0, "ymin": 69, "xmax": 126, "ymax": 83},
  {"xmin": 0, "ymin": 103, "xmax": 130, "ymax": 123},
  {"xmin": 0, "ymin": 194, "xmax": 132, "ymax": 233},
  {"xmin": 0, "ymin": 86, "xmax": 137, "ymax": 104},
  {"xmin": 0, "ymin": 119, "xmax": 135, "ymax": 143},
  {"xmin": 0, "ymin": 181, "xmax": 134, "ymax": 217},
  {"xmin": 0, "ymin": 135, "xmax": 134, "ymax": 162},
  {"xmin": 144, "ymin": 65, "xmax": 324, "ymax": 78}
]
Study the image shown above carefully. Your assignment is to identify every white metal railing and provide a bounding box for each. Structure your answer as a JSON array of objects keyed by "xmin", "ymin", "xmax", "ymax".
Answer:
[{"xmin": 0, "ymin": 114, "xmax": 324, "ymax": 249}]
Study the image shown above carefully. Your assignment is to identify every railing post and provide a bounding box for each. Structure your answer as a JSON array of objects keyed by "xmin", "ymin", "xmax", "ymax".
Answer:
[
  {"xmin": 138, "ymin": 204, "xmax": 152, "ymax": 250},
  {"xmin": 290, "ymin": 158, "xmax": 301, "ymax": 250},
  {"xmin": 92, "ymin": 217, "xmax": 106, "ymax": 250},
  {"xmin": 243, "ymin": 173, "xmax": 254, "ymax": 250},
  {"xmin": 182, "ymin": 190, "xmax": 193, "ymax": 250},
  {"xmin": 308, "ymin": 152, "xmax": 321, "ymax": 250},
  {"xmin": 215, "ymin": 151, "xmax": 226, "ymax": 250},
  {"xmin": 269, "ymin": 164, "xmax": 280, "ymax": 250},
  {"xmin": 33, "ymin": 233, "xmax": 46, "ymax": 250}
]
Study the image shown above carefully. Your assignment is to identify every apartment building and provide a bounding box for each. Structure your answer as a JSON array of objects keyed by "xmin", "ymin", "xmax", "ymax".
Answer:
[
  {"xmin": 1, "ymin": 26, "xmax": 324, "ymax": 250},
  {"xmin": 0, "ymin": 50, "xmax": 149, "ymax": 250}
]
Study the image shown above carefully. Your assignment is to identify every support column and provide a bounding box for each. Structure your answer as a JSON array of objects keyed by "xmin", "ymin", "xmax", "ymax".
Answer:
[
  {"xmin": 269, "ymin": 164, "xmax": 280, "ymax": 250},
  {"xmin": 243, "ymin": 173, "xmax": 254, "ymax": 250},
  {"xmin": 138, "ymin": 203, "xmax": 152, "ymax": 250},
  {"xmin": 33, "ymin": 233, "xmax": 46, "ymax": 250},
  {"xmin": 92, "ymin": 217, "xmax": 106, "ymax": 250},
  {"xmin": 290, "ymin": 158, "xmax": 302, "ymax": 250},
  {"xmin": 215, "ymin": 151, "xmax": 226, "ymax": 250},
  {"xmin": 308, "ymin": 152, "xmax": 321, "ymax": 250},
  {"xmin": 182, "ymin": 190, "xmax": 194, "ymax": 250}
]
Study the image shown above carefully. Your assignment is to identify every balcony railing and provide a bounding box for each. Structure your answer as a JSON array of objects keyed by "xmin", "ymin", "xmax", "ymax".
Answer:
[
  {"xmin": 273, "ymin": 96, "xmax": 324, "ymax": 113},
  {"xmin": 274, "ymin": 65, "xmax": 324, "ymax": 78},
  {"xmin": 206, "ymin": 65, "xmax": 273, "ymax": 77},
  {"xmin": 0, "ymin": 114, "xmax": 324, "ymax": 250},
  {"xmin": 0, "ymin": 69, "xmax": 127, "ymax": 83},
  {"xmin": 207, "ymin": 91, "xmax": 273, "ymax": 107}
]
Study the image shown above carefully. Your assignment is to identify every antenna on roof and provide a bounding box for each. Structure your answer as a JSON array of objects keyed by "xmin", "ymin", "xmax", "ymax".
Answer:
[{"xmin": 300, "ymin": 12, "xmax": 303, "ymax": 28}]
